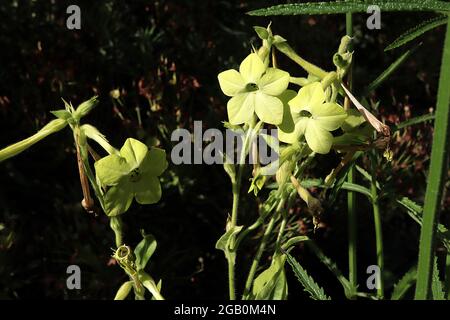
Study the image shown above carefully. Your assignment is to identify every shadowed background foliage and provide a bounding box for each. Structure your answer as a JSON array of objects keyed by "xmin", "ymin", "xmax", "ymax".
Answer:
[{"xmin": 0, "ymin": 0, "xmax": 448, "ymax": 299}]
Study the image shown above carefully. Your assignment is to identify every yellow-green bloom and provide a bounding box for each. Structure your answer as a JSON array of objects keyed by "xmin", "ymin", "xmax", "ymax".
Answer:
[
  {"xmin": 95, "ymin": 138, "xmax": 168, "ymax": 216},
  {"xmin": 278, "ymin": 82, "xmax": 347, "ymax": 154},
  {"xmin": 218, "ymin": 53, "xmax": 290, "ymax": 125}
]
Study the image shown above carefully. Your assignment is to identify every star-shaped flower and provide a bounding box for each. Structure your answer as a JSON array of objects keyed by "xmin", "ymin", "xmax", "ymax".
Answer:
[
  {"xmin": 278, "ymin": 82, "xmax": 347, "ymax": 154},
  {"xmin": 94, "ymin": 138, "xmax": 168, "ymax": 216},
  {"xmin": 218, "ymin": 53, "xmax": 290, "ymax": 125}
]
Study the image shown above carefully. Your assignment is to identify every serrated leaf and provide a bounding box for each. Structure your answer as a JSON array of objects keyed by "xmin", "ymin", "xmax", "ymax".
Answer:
[
  {"xmin": 397, "ymin": 197, "xmax": 450, "ymax": 249},
  {"xmin": 306, "ymin": 241, "xmax": 355, "ymax": 298},
  {"xmin": 391, "ymin": 265, "xmax": 417, "ymax": 300},
  {"xmin": 365, "ymin": 46, "xmax": 418, "ymax": 94},
  {"xmin": 386, "ymin": 15, "xmax": 447, "ymax": 51},
  {"xmin": 432, "ymin": 258, "xmax": 445, "ymax": 300},
  {"xmin": 248, "ymin": 1, "xmax": 450, "ymax": 16},
  {"xmin": 284, "ymin": 250, "xmax": 331, "ymax": 300}
]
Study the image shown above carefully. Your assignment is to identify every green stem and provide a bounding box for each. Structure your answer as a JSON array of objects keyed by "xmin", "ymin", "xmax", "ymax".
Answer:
[
  {"xmin": 227, "ymin": 125, "xmax": 254, "ymax": 300},
  {"xmin": 242, "ymin": 198, "xmax": 285, "ymax": 299},
  {"xmin": 371, "ymin": 154, "xmax": 384, "ymax": 299},
  {"xmin": 415, "ymin": 16, "xmax": 450, "ymax": 300},
  {"xmin": 227, "ymin": 165, "xmax": 242, "ymax": 300},
  {"xmin": 110, "ymin": 216, "xmax": 124, "ymax": 248},
  {"xmin": 345, "ymin": 12, "xmax": 358, "ymax": 298},
  {"xmin": 274, "ymin": 42, "xmax": 328, "ymax": 79}
]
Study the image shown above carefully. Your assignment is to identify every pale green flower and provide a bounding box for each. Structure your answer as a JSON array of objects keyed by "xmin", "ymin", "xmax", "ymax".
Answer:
[
  {"xmin": 278, "ymin": 82, "xmax": 347, "ymax": 154},
  {"xmin": 218, "ymin": 53, "xmax": 290, "ymax": 125},
  {"xmin": 95, "ymin": 138, "xmax": 168, "ymax": 216}
]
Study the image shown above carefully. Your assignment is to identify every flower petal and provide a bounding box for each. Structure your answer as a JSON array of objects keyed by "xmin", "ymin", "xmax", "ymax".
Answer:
[
  {"xmin": 94, "ymin": 154, "xmax": 130, "ymax": 187},
  {"xmin": 277, "ymin": 90, "xmax": 301, "ymax": 144},
  {"xmin": 289, "ymin": 82, "xmax": 325, "ymax": 113},
  {"xmin": 120, "ymin": 138, "xmax": 148, "ymax": 169},
  {"xmin": 311, "ymin": 102, "xmax": 347, "ymax": 131},
  {"xmin": 218, "ymin": 69, "xmax": 246, "ymax": 97},
  {"xmin": 258, "ymin": 68, "xmax": 290, "ymax": 96},
  {"xmin": 227, "ymin": 92, "xmax": 255, "ymax": 125},
  {"xmin": 254, "ymin": 92, "xmax": 283, "ymax": 125},
  {"xmin": 104, "ymin": 183, "xmax": 134, "ymax": 216},
  {"xmin": 305, "ymin": 120, "xmax": 334, "ymax": 154},
  {"xmin": 141, "ymin": 147, "xmax": 168, "ymax": 176},
  {"xmin": 239, "ymin": 53, "xmax": 265, "ymax": 84},
  {"xmin": 134, "ymin": 174, "xmax": 162, "ymax": 205}
]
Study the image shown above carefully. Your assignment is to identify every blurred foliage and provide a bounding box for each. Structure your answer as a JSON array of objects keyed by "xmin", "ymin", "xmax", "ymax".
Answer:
[{"xmin": 0, "ymin": 0, "xmax": 448, "ymax": 299}]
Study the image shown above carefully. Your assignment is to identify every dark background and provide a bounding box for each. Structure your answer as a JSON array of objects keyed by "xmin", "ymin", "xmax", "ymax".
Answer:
[{"xmin": 0, "ymin": 0, "xmax": 448, "ymax": 299}]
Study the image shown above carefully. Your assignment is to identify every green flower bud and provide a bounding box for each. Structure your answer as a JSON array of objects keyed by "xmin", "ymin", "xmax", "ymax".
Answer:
[
  {"xmin": 114, "ymin": 281, "xmax": 133, "ymax": 300},
  {"xmin": 0, "ymin": 118, "xmax": 67, "ymax": 162},
  {"xmin": 73, "ymin": 96, "xmax": 98, "ymax": 121}
]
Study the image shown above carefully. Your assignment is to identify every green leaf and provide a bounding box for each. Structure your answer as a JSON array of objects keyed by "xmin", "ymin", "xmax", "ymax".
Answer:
[
  {"xmin": 253, "ymin": 256, "xmax": 288, "ymax": 300},
  {"xmin": 391, "ymin": 265, "xmax": 417, "ymax": 300},
  {"xmin": 305, "ymin": 241, "xmax": 355, "ymax": 298},
  {"xmin": 393, "ymin": 113, "xmax": 435, "ymax": 132},
  {"xmin": 397, "ymin": 197, "xmax": 450, "ymax": 249},
  {"xmin": 50, "ymin": 109, "xmax": 73, "ymax": 122},
  {"xmin": 254, "ymin": 26, "xmax": 269, "ymax": 40},
  {"xmin": 248, "ymin": 1, "xmax": 450, "ymax": 16},
  {"xmin": 341, "ymin": 182, "xmax": 373, "ymax": 199},
  {"xmin": 215, "ymin": 225, "xmax": 243, "ymax": 265},
  {"xmin": 432, "ymin": 258, "xmax": 445, "ymax": 300},
  {"xmin": 114, "ymin": 281, "xmax": 134, "ymax": 300},
  {"xmin": 134, "ymin": 233, "xmax": 157, "ymax": 271},
  {"xmin": 385, "ymin": 15, "xmax": 448, "ymax": 51},
  {"xmin": 284, "ymin": 250, "xmax": 331, "ymax": 300},
  {"xmin": 365, "ymin": 47, "xmax": 418, "ymax": 94}
]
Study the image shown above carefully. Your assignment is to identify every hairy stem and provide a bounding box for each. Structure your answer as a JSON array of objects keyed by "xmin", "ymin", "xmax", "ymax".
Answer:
[
  {"xmin": 415, "ymin": 15, "xmax": 450, "ymax": 300},
  {"xmin": 371, "ymin": 154, "xmax": 384, "ymax": 298},
  {"xmin": 346, "ymin": 12, "xmax": 358, "ymax": 298}
]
